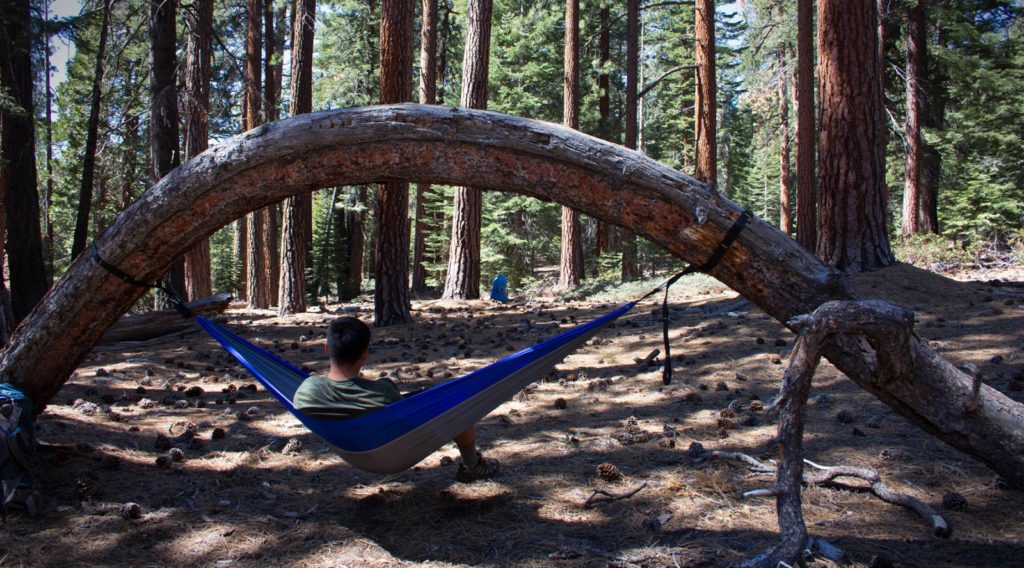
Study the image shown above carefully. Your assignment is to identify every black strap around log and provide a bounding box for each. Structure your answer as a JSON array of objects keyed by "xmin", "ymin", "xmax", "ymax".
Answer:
[
  {"xmin": 91, "ymin": 243, "xmax": 194, "ymax": 319},
  {"xmin": 637, "ymin": 210, "xmax": 752, "ymax": 385}
]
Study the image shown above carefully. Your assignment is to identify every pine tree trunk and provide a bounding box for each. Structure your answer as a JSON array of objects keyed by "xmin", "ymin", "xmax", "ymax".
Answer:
[
  {"xmin": 375, "ymin": 0, "xmax": 415, "ymax": 323},
  {"xmin": 150, "ymin": 0, "xmax": 185, "ymax": 307},
  {"xmin": 779, "ymin": 53, "xmax": 792, "ymax": 236},
  {"xmin": 817, "ymin": 0, "xmax": 895, "ymax": 273},
  {"xmin": 263, "ymin": 0, "xmax": 279, "ymax": 305},
  {"xmin": 1, "ymin": 0, "xmax": 50, "ymax": 324},
  {"xmin": 71, "ymin": 0, "xmax": 112, "ymax": 262},
  {"xmin": 337, "ymin": 188, "xmax": 366, "ymax": 302},
  {"xmin": 902, "ymin": 0, "xmax": 937, "ymax": 237},
  {"xmin": 279, "ymin": 0, "xmax": 316, "ymax": 315},
  {"xmin": 595, "ymin": 5, "xmax": 611, "ymax": 257},
  {"xmin": 243, "ymin": 0, "xmax": 270, "ymax": 308},
  {"xmin": 794, "ymin": 0, "xmax": 816, "ymax": 252},
  {"xmin": 442, "ymin": 0, "xmax": 492, "ymax": 300},
  {"xmin": 694, "ymin": 0, "xmax": 717, "ymax": 187},
  {"xmin": 559, "ymin": 0, "xmax": 583, "ymax": 289},
  {"xmin": 412, "ymin": 0, "xmax": 437, "ymax": 292},
  {"xmin": 183, "ymin": 0, "xmax": 214, "ymax": 301},
  {"xmin": 621, "ymin": 0, "xmax": 639, "ymax": 281},
  {"xmin": 42, "ymin": 1, "xmax": 55, "ymax": 284}
]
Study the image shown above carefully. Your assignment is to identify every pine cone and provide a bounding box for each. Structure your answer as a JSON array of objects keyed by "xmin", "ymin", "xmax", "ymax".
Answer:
[{"xmin": 596, "ymin": 463, "xmax": 621, "ymax": 482}]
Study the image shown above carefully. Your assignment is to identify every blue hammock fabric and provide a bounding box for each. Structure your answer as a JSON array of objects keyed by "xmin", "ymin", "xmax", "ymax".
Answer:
[{"xmin": 196, "ymin": 302, "xmax": 635, "ymax": 473}]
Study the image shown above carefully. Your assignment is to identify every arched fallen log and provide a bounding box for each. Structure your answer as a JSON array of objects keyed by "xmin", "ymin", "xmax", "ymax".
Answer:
[{"xmin": 0, "ymin": 104, "xmax": 1021, "ymax": 487}]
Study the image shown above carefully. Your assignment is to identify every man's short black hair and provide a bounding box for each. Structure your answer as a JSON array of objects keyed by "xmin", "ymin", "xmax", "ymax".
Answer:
[{"xmin": 326, "ymin": 317, "xmax": 371, "ymax": 366}]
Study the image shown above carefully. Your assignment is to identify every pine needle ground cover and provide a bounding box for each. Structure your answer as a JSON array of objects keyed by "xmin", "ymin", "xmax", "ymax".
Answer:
[{"xmin": 2, "ymin": 265, "xmax": 1022, "ymax": 567}]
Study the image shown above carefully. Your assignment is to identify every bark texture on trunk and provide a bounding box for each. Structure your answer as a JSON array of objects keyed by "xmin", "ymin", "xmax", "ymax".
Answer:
[
  {"xmin": 901, "ymin": 0, "xmax": 934, "ymax": 237},
  {"xmin": 375, "ymin": 0, "xmax": 415, "ymax": 323},
  {"xmin": 2, "ymin": 105, "xmax": 1022, "ymax": 489},
  {"xmin": 621, "ymin": 0, "xmax": 640, "ymax": 281},
  {"xmin": 559, "ymin": 0, "xmax": 583, "ymax": 289},
  {"xmin": 263, "ymin": 0, "xmax": 280, "ymax": 306},
  {"xmin": 71, "ymin": 0, "xmax": 112, "ymax": 261},
  {"xmin": 1, "ymin": 0, "xmax": 49, "ymax": 324},
  {"xmin": 150, "ymin": 0, "xmax": 185, "ymax": 306},
  {"xmin": 795, "ymin": 0, "xmax": 816, "ymax": 252},
  {"xmin": 183, "ymin": 0, "xmax": 214, "ymax": 301},
  {"xmin": 412, "ymin": 0, "xmax": 437, "ymax": 292},
  {"xmin": 594, "ymin": 5, "xmax": 611, "ymax": 257},
  {"xmin": 279, "ymin": 0, "xmax": 316, "ymax": 315},
  {"xmin": 244, "ymin": 0, "xmax": 270, "ymax": 308},
  {"xmin": 779, "ymin": 55, "xmax": 792, "ymax": 236},
  {"xmin": 694, "ymin": 0, "xmax": 717, "ymax": 187},
  {"xmin": 816, "ymin": 0, "xmax": 894, "ymax": 273},
  {"xmin": 442, "ymin": 0, "xmax": 492, "ymax": 300}
]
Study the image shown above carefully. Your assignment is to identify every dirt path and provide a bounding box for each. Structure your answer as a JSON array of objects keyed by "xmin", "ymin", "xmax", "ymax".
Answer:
[{"xmin": 3, "ymin": 264, "xmax": 1023, "ymax": 567}]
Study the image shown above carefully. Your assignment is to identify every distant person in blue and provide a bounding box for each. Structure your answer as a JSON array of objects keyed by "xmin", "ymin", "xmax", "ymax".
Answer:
[{"xmin": 490, "ymin": 274, "xmax": 509, "ymax": 303}]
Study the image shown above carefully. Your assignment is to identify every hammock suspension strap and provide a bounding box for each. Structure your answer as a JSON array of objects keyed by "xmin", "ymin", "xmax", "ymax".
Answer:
[
  {"xmin": 637, "ymin": 210, "xmax": 752, "ymax": 385},
  {"xmin": 90, "ymin": 242, "xmax": 194, "ymax": 319}
]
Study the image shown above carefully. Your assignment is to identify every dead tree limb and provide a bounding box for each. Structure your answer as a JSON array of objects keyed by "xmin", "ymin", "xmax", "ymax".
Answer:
[
  {"xmin": 727, "ymin": 300, "xmax": 946, "ymax": 568},
  {"xmin": 0, "ymin": 105, "xmax": 1020, "ymax": 489},
  {"xmin": 582, "ymin": 481, "xmax": 648, "ymax": 508}
]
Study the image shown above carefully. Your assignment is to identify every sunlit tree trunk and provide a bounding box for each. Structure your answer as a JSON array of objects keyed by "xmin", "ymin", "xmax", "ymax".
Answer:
[
  {"xmin": 779, "ymin": 52, "xmax": 792, "ymax": 236},
  {"xmin": 442, "ymin": 0, "xmax": 492, "ymax": 300},
  {"xmin": 279, "ymin": 0, "xmax": 316, "ymax": 315},
  {"xmin": 183, "ymin": 0, "xmax": 213, "ymax": 300},
  {"xmin": 694, "ymin": 0, "xmax": 717, "ymax": 186},
  {"xmin": 262, "ymin": 0, "xmax": 279, "ymax": 305},
  {"xmin": 817, "ymin": 0, "xmax": 894, "ymax": 273},
  {"xmin": 594, "ymin": 5, "xmax": 611, "ymax": 258},
  {"xmin": 412, "ymin": 0, "xmax": 437, "ymax": 292},
  {"xmin": 375, "ymin": 0, "xmax": 415, "ymax": 323},
  {"xmin": 621, "ymin": 0, "xmax": 639, "ymax": 281},
  {"xmin": 901, "ymin": 0, "xmax": 937, "ymax": 237},
  {"xmin": 559, "ymin": 0, "xmax": 583, "ymax": 289},
  {"xmin": 244, "ymin": 0, "xmax": 270, "ymax": 308}
]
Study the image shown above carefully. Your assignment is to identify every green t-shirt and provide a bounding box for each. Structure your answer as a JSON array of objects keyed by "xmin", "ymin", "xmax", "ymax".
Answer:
[{"xmin": 292, "ymin": 375, "xmax": 402, "ymax": 419}]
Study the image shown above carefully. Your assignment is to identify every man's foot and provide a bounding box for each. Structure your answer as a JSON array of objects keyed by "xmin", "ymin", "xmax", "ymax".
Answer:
[{"xmin": 455, "ymin": 452, "xmax": 499, "ymax": 483}]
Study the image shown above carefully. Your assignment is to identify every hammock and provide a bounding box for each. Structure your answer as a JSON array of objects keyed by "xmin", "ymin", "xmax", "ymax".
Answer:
[
  {"xmin": 90, "ymin": 210, "xmax": 750, "ymax": 475},
  {"xmin": 196, "ymin": 303, "xmax": 634, "ymax": 473}
]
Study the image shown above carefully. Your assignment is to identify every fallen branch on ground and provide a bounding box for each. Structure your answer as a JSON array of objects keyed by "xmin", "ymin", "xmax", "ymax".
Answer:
[
  {"xmin": 582, "ymin": 482, "xmax": 648, "ymax": 509},
  {"xmin": 711, "ymin": 452, "xmax": 950, "ymax": 538}
]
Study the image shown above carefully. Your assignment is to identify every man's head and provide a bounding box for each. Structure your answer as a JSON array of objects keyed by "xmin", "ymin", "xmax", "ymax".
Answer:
[{"xmin": 326, "ymin": 317, "xmax": 371, "ymax": 367}]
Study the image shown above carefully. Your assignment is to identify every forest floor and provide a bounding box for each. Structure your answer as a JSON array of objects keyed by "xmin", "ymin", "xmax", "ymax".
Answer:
[{"xmin": 3, "ymin": 262, "xmax": 1023, "ymax": 568}]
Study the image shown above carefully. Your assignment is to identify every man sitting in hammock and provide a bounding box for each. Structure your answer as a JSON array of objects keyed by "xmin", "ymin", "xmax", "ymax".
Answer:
[{"xmin": 293, "ymin": 317, "xmax": 500, "ymax": 483}]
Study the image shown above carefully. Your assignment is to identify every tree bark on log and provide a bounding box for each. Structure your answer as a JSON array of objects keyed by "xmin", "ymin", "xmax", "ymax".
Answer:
[{"xmin": 0, "ymin": 104, "xmax": 1021, "ymax": 488}]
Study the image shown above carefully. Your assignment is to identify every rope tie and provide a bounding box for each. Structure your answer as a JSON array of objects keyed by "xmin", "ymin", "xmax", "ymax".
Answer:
[
  {"xmin": 636, "ymin": 210, "xmax": 752, "ymax": 385},
  {"xmin": 90, "ymin": 243, "xmax": 194, "ymax": 319}
]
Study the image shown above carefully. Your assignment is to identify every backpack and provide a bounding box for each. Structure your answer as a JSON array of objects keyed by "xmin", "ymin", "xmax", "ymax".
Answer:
[{"xmin": 0, "ymin": 383, "xmax": 40, "ymax": 520}]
